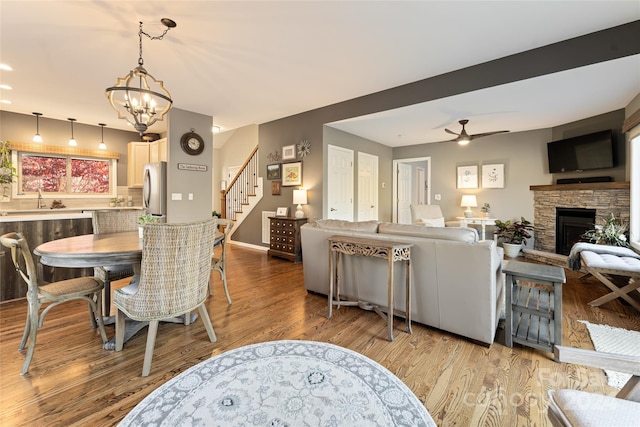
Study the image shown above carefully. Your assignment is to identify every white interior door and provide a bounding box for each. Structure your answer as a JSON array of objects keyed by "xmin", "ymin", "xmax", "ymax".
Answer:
[
  {"xmin": 397, "ymin": 163, "xmax": 412, "ymax": 224},
  {"xmin": 357, "ymin": 152, "xmax": 378, "ymax": 221},
  {"xmin": 416, "ymin": 167, "xmax": 425, "ymax": 205},
  {"xmin": 327, "ymin": 145, "xmax": 354, "ymax": 220}
]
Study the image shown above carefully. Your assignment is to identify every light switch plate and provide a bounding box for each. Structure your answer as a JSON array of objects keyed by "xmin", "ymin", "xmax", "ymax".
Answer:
[{"xmin": 171, "ymin": 193, "xmax": 182, "ymax": 201}]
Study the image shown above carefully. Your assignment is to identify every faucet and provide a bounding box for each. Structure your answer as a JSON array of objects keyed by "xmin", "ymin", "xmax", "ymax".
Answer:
[{"xmin": 37, "ymin": 188, "xmax": 46, "ymax": 209}]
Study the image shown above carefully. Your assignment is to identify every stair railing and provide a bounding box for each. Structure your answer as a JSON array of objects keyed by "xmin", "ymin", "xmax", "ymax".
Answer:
[{"xmin": 220, "ymin": 145, "xmax": 259, "ymax": 220}]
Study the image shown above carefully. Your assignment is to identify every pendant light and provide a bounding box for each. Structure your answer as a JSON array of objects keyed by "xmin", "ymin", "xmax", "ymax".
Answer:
[
  {"xmin": 105, "ymin": 19, "xmax": 176, "ymax": 135},
  {"xmin": 68, "ymin": 118, "xmax": 77, "ymax": 146},
  {"xmin": 32, "ymin": 112, "xmax": 43, "ymax": 142},
  {"xmin": 98, "ymin": 123, "xmax": 107, "ymax": 150}
]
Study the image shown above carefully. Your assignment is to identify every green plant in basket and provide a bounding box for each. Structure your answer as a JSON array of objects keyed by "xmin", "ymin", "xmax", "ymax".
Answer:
[
  {"xmin": 138, "ymin": 213, "xmax": 160, "ymax": 225},
  {"xmin": 581, "ymin": 213, "xmax": 630, "ymax": 247}
]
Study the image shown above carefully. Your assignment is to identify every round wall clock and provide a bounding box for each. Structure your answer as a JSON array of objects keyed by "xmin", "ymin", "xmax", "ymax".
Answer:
[{"xmin": 180, "ymin": 131, "xmax": 205, "ymax": 155}]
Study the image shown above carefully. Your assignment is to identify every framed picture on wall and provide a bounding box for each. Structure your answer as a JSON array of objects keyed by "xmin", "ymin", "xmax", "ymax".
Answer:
[
  {"xmin": 272, "ymin": 180, "xmax": 281, "ymax": 195},
  {"xmin": 282, "ymin": 161, "xmax": 302, "ymax": 186},
  {"xmin": 276, "ymin": 207, "xmax": 289, "ymax": 217},
  {"xmin": 457, "ymin": 165, "xmax": 478, "ymax": 189},
  {"xmin": 266, "ymin": 163, "xmax": 281, "ymax": 180},
  {"xmin": 482, "ymin": 164, "xmax": 505, "ymax": 188},
  {"xmin": 282, "ymin": 144, "xmax": 296, "ymax": 160}
]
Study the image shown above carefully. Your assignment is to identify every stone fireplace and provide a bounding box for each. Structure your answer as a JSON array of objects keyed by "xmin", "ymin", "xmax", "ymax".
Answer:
[{"xmin": 530, "ymin": 182, "xmax": 630, "ymax": 254}]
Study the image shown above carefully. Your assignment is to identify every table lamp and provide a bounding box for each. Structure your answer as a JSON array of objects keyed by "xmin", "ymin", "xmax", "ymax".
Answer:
[
  {"xmin": 293, "ymin": 189, "xmax": 307, "ymax": 218},
  {"xmin": 460, "ymin": 195, "xmax": 477, "ymax": 218}
]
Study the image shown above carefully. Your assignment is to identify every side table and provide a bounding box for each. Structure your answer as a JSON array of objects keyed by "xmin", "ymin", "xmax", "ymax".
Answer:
[
  {"xmin": 327, "ymin": 235, "xmax": 413, "ymax": 341},
  {"xmin": 456, "ymin": 216, "xmax": 496, "ymax": 240},
  {"xmin": 504, "ymin": 260, "xmax": 566, "ymax": 360}
]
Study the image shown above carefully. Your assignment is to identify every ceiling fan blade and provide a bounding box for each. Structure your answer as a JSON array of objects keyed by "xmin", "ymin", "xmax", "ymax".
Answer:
[
  {"xmin": 444, "ymin": 128, "xmax": 459, "ymax": 136},
  {"xmin": 469, "ymin": 130, "xmax": 509, "ymax": 140}
]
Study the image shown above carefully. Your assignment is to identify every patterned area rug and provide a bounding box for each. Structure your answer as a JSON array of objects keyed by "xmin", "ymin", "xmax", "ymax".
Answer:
[
  {"xmin": 578, "ymin": 320, "xmax": 640, "ymax": 389},
  {"xmin": 119, "ymin": 340, "xmax": 436, "ymax": 426}
]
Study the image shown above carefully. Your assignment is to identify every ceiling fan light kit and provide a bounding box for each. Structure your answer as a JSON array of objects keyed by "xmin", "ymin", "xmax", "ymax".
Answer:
[
  {"xmin": 444, "ymin": 119, "xmax": 508, "ymax": 145},
  {"xmin": 105, "ymin": 19, "xmax": 176, "ymax": 135}
]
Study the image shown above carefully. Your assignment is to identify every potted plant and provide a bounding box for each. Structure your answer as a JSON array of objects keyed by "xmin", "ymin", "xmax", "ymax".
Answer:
[
  {"xmin": 494, "ymin": 217, "xmax": 534, "ymax": 257},
  {"xmin": 138, "ymin": 213, "xmax": 160, "ymax": 238},
  {"xmin": 481, "ymin": 203, "xmax": 491, "ymax": 218},
  {"xmin": 0, "ymin": 140, "xmax": 17, "ymax": 201}
]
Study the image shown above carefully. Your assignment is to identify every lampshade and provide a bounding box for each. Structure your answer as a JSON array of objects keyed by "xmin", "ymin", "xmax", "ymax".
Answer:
[
  {"xmin": 105, "ymin": 19, "xmax": 176, "ymax": 135},
  {"xmin": 293, "ymin": 189, "xmax": 307, "ymax": 205},
  {"xmin": 293, "ymin": 189, "xmax": 307, "ymax": 219},
  {"xmin": 460, "ymin": 195, "xmax": 477, "ymax": 207}
]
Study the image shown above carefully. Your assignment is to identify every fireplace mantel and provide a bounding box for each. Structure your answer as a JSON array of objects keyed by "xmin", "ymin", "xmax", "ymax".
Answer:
[{"xmin": 530, "ymin": 182, "xmax": 630, "ymax": 191}]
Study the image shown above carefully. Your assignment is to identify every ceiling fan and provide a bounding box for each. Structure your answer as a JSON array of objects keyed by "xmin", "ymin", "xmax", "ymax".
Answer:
[{"xmin": 444, "ymin": 119, "xmax": 509, "ymax": 145}]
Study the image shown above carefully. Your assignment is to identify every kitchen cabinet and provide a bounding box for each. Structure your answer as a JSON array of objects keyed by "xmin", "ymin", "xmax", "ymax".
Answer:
[
  {"xmin": 149, "ymin": 138, "xmax": 167, "ymax": 163},
  {"xmin": 127, "ymin": 142, "xmax": 149, "ymax": 188}
]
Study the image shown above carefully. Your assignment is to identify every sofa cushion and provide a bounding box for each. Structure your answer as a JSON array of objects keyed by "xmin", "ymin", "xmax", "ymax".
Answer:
[
  {"xmin": 378, "ymin": 222, "xmax": 478, "ymax": 243},
  {"xmin": 421, "ymin": 217, "xmax": 445, "ymax": 227},
  {"xmin": 313, "ymin": 219, "xmax": 380, "ymax": 233}
]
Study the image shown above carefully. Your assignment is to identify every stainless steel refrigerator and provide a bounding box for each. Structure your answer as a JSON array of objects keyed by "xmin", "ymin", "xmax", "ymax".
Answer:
[{"xmin": 143, "ymin": 162, "xmax": 167, "ymax": 216}]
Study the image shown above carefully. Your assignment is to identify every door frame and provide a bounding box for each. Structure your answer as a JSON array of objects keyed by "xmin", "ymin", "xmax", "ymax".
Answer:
[{"xmin": 392, "ymin": 156, "xmax": 431, "ymax": 223}]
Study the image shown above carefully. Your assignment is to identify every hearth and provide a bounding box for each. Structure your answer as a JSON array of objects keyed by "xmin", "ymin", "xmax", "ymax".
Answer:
[{"xmin": 555, "ymin": 208, "xmax": 596, "ymax": 255}]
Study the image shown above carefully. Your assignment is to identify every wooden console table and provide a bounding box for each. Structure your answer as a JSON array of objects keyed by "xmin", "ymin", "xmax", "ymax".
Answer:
[
  {"xmin": 504, "ymin": 260, "xmax": 566, "ymax": 359},
  {"xmin": 327, "ymin": 235, "xmax": 413, "ymax": 341}
]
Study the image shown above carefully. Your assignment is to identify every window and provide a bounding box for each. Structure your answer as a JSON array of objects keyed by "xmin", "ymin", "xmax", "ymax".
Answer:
[
  {"xmin": 17, "ymin": 153, "xmax": 115, "ymax": 196},
  {"xmin": 630, "ymin": 133, "xmax": 639, "ymax": 251}
]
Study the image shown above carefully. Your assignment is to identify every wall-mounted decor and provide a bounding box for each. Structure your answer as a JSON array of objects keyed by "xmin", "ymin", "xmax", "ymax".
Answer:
[
  {"xmin": 276, "ymin": 207, "xmax": 289, "ymax": 217},
  {"xmin": 282, "ymin": 161, "xmax": 302, "ymax": 186},
  {"xmin": 297, "ymin": 139, "xmax": 311, "ymax": 158},
  {"xmin": 282, "ymin": 144, "xmax": 296, "ymax": 160},
  {"xmin": 272, "ymin": 180, "xmax": 281, "ymax": 195},
  {"xmin": 482, "ymin": 164, "xmax": 505, "ymax": 188},
  {"xmin": 457, "ymin": 165, "xmax": 478, "ymax": 189},
  {"xmin": 266, "ymin": 163, "xmax": 281, "ymax": 180},
  {"xmin": 267, "ymin": 151, "xmax": 281, "ymax": 163}
]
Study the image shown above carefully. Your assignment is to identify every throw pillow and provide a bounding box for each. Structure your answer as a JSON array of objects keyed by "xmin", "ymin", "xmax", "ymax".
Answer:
[{"xmin": 421, "ymin": 217, "xmax": 445, "ymax": 227}]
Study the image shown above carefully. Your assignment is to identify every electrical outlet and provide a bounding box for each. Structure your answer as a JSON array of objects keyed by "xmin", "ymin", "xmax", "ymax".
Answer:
[
  {"xmin": 188, "ymin": 193, "xmax": 194, "ymax": 200},
  {"xmin": 434, "ymin": 194, "xmax": 441, "ymax": 201}
]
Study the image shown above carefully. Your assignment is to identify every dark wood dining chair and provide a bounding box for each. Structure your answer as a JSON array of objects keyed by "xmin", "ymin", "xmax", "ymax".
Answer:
[
  {"xmin": 92, "ymin": 210, "xmax": 141, "ymax": 316},
  {"xmin": 0, "ymin": 232, "xmax": 108, "ymax": 375},
  {"xmin": 113, "ymin": 219, "xmax": 218, "ymax": 377}
]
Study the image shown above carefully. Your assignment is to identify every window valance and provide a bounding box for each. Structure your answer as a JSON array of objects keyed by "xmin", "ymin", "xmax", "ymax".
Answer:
[{"xmin": 7, "ymin": 141, "xmax": 120, "ymax": 160}]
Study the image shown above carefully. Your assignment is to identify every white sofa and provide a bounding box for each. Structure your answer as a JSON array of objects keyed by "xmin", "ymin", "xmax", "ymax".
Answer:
[{"xmin": 300, "ymin": 220, "xmax": 505, "ymax": 345}]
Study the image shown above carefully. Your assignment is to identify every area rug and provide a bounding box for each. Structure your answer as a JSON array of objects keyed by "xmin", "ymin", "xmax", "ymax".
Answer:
[
  {"xmin": 578, "ymin": 320, "xmax": 640, "ymax": 389},
  {"xmin": 119, "ymin": 340, "xmax": 436, "ymax": 426}
]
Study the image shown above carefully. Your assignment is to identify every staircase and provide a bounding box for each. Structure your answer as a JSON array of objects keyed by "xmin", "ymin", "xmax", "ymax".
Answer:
[{"xmin": 220, "ymin": 146, "xmax": 262, "ymax": 237}]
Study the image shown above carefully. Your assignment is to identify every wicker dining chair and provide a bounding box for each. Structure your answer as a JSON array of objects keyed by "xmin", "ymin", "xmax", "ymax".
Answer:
[
  {"xmin": 211, "ymin": 218, "xmax": 234, "ymax": 304},
  {"xmin": 0, "ymin": 232, "xmax": 108, "ymax": 375},
  {"xmin": 92, "ymin": 210, "xmax": 141, "ymax": 316},
  {"xmin": 113, "ymin": 218, "xmax": 218, "ymax": 377}
]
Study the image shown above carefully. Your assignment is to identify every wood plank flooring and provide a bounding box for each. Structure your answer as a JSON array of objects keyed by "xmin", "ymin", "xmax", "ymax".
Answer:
[{"xmin": 1, "ymin": 245, "xmax": 638, "ymax": 426}]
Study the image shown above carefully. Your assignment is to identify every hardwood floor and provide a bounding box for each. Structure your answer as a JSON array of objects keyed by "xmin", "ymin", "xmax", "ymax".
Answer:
[{"xmin": 1, "ymin": 245, "xmax": 638, "ymax": 426}]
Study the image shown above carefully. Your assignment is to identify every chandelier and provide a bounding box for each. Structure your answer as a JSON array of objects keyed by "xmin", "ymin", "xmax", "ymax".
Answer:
[{"xmin": 105, "ymin": 19, "xmax": 176, "ymax": 135}]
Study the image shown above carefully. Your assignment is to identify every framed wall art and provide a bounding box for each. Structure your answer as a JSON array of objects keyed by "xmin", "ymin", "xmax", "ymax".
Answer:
[
  {"xmin": 482, "ymin": 164, "xmax": 505, "ymax": 188},
  {"xmin": 271, "ymin": 180, "xmax": 281, "ymax": 195},
  {"xmin": 457, "ymin": 165, "xmax": 478, "ymax": 189},
  {"xmin": 282, "ymin": 161, "xmax": 302, "ymax": 186},
  {"xmin": 276, "ymin": 207, "xmax": 289, "ymax": 217},
  {"xmin": 266, "ymin": 163, "xmax": 281, "ymax": 180},
  {"xmin": 282, "ymin": 144, "xmax": 296, "ymax": 160}
]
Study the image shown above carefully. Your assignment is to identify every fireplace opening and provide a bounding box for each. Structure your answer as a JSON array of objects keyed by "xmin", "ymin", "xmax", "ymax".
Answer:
[{"xmin": 555, "ymin": 208, "xmax": 596, "ymax": 255}]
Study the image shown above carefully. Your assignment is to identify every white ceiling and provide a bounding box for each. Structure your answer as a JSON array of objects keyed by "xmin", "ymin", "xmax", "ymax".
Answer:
[{"xmin": 1, "ymin": 1, "xmax": 639, "ymax": 148}]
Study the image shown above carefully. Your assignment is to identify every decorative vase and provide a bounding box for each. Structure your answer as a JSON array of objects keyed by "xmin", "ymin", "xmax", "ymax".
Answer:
[{"xmin": 503, "ymin": 242, "xmax": 522, "ymax": 258}]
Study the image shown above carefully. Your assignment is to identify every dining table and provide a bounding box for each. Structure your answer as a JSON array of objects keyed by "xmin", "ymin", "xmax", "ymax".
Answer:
[{"xmin": 34, "ymin": 230, "xmax": 224, "ymax": 350}]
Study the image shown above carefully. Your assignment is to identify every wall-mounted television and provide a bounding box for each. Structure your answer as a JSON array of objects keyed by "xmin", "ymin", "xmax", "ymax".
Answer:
[{"xmin": 547, "ymin": 129, "xmax": 615, "ymax": 173}]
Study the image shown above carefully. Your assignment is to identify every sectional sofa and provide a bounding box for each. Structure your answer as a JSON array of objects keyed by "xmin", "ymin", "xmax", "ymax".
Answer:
[{"xmin": 300, "ymin": 220, "xmax": 505, "ymax": 345}]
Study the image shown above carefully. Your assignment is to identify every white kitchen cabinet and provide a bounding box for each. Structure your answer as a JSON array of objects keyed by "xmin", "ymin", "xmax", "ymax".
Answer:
[
  {"xmin": 127, "ymin": 142, "xmax": 150, "ymax": 188},
  {"xmin": 149, "ymin": 138, "xmax": 167, "ymax": 163}
]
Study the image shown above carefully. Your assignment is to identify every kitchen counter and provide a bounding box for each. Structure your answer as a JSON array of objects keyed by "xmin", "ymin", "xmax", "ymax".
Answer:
[{"xmin": 0, "ymin": 206, "xmax": 144, "ymax": 222}]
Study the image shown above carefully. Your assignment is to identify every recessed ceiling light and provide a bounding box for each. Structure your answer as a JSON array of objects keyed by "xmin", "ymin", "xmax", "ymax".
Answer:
[
  {"xmin": 212, "ymin": 125, "xmax": 221, "ymax": 133},
  {"xmin": 0, "ymin": 64, "xmax": 13, "ymax": 71},
  {"xmin": 0, "ymin": 84, "xmax": 12, "ymax": 90}
]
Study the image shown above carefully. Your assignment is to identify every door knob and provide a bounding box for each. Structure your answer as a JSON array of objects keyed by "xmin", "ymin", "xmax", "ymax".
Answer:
[{"xmin": 330, "ymin": 208, "xmax": 337, "ymax": 211}]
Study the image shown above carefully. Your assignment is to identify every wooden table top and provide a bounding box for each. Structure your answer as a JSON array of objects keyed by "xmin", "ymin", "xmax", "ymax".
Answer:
[
  {"xmin": 34, "ymin": 231, "xmax": 225, "ymax": 269},
  {"xmin": 34, "ymin": 231, "xmax": 143, "ymax": 268}
]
